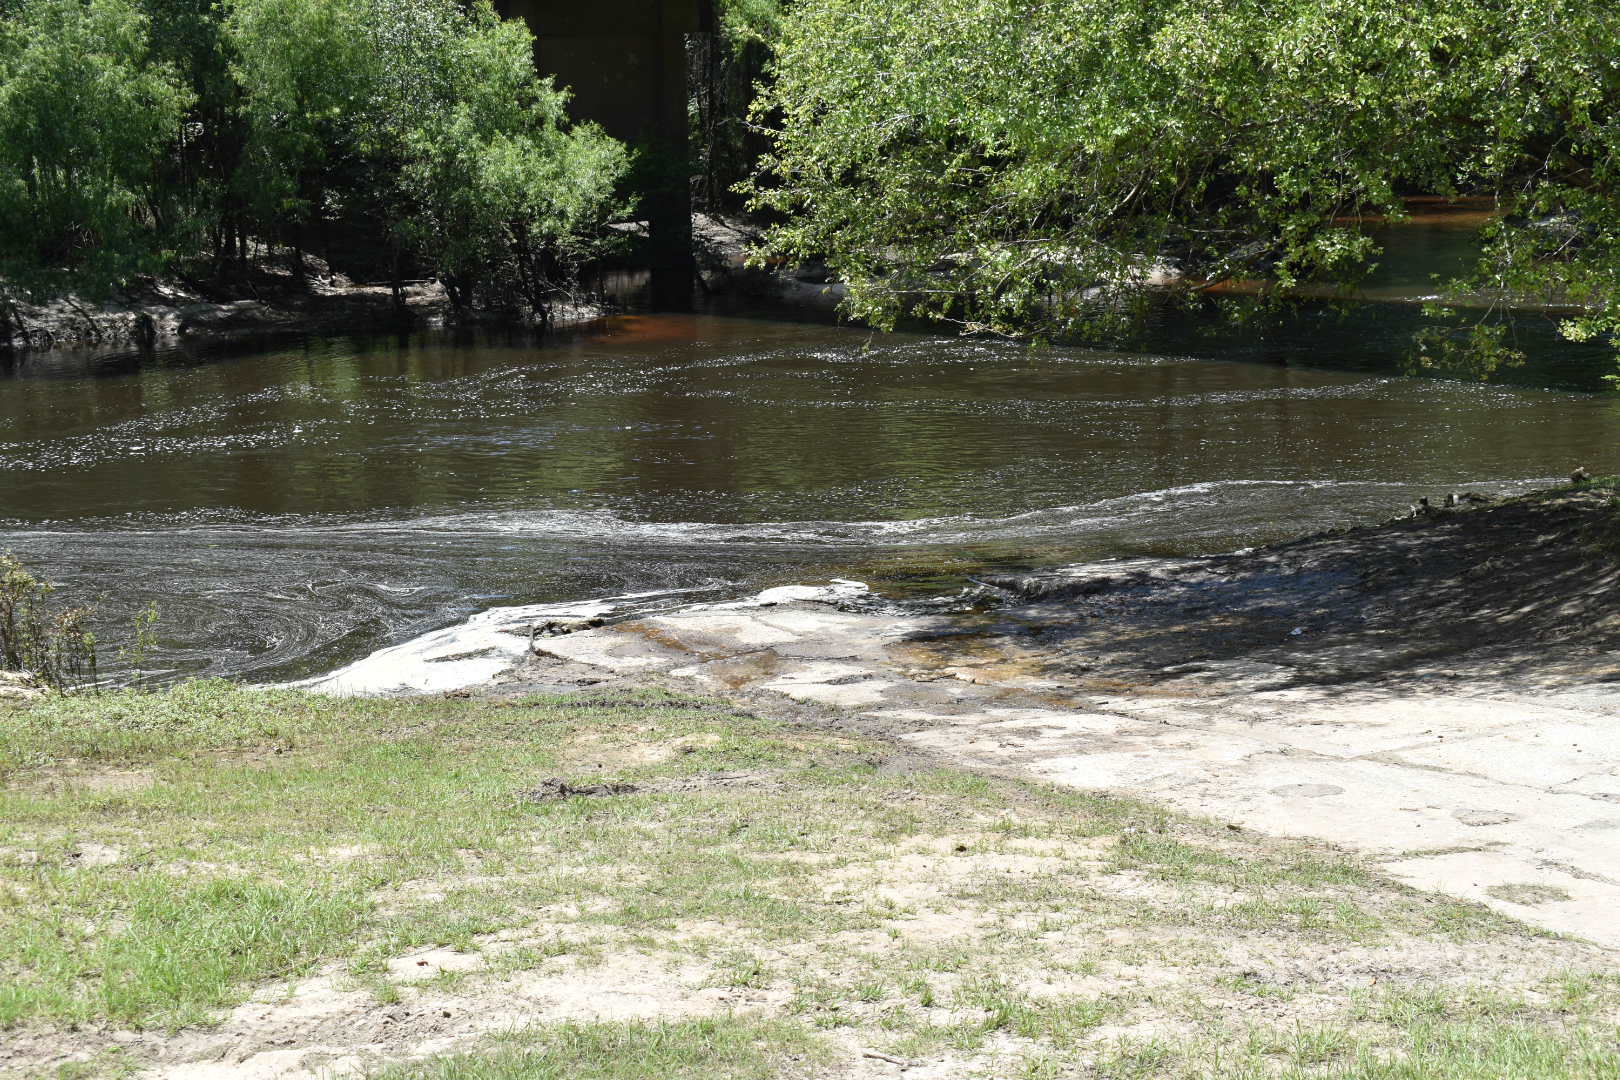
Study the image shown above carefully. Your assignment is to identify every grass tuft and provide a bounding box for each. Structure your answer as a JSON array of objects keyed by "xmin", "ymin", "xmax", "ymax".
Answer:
[{"xmin": 366, "ymin": 1016, "xmax": 824, "ymax": 1080}]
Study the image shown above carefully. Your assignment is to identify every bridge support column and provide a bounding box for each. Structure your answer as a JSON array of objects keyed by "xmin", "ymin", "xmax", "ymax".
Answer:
[{"xmin": 499, "ymin": 0, "xmax": 711, "ymax": 310}]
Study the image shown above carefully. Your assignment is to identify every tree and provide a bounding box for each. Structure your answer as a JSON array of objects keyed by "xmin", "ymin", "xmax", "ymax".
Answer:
[
  {"xmin": 746, "ymin": 0, "xmax": 1620, "ymax": 357},
  {"xmin": 0, "ymin": 0, "xmax": 626, "ymax": 315},
  {"xmin": 1456, "ymin": 2, "xmax": 1620, "ymax": 369},
  {"xmin": 225, "ymin": 0, "xmax": 371, "ymax": 280},
  {"xmin": 375, "ymin": 0, "xmax": 629, "ymax": 315},
  {"xmin": 0, "ymin": 0, "xmax": 191, "ymax": 298},
  {"xmin": 690, "ymin": 0, "xmax": 784, "ymax": 211},
  {"xmin": 224, "ymin": 0, "xmax": 627, "ymax": 310},
  {"xmin": 136, "ymin": 0, "xmax": 248, "ymax": 273}
]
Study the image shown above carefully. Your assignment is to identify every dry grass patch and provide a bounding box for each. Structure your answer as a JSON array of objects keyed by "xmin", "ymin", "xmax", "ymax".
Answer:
[{"xmin": 0, "ymin": 682, "xmax": 1616, "ymax": 1079}]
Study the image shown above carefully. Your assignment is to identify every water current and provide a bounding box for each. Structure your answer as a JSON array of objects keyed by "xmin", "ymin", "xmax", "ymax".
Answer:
[{"xmin": 3, "ymin": 209, "xmax": 1619, "ymax": 683}]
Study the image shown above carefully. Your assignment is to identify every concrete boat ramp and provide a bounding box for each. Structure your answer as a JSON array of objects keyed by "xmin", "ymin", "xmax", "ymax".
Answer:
[{"xmin": 308, "ymin": 576, "xmax": 1620, "ymax": 950}]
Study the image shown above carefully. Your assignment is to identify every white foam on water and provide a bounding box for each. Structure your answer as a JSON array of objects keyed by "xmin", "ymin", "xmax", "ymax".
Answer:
[{"xmin": 333, "ymin": 479, "xmax": 1415, "ymax": 548}]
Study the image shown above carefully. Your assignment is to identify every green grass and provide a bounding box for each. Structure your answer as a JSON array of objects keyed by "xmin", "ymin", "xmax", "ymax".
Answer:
[
  {"xmin": 366, "ymin": 1017, "xmax": 823, "ymax": 1080},
  {"xmin": 2, "ymin": 682, "xmax": 1617, "ymax": 1078},
  {"xmin": 1, "ymin": 683, "xmax": 856, "ymax": 1029}
]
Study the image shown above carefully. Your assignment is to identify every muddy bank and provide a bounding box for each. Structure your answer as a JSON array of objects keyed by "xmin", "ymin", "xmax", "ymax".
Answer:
[
  {"xmin": 0, "ymin": 213, "xmax": 824, "ymax": 353},
  {"xmin": 0, "ymin": 276, "xmax": 626, "ymax": 353},
  {"xmin": 0, "ymin": 268, "xmax": 449, "ymax": 352}
]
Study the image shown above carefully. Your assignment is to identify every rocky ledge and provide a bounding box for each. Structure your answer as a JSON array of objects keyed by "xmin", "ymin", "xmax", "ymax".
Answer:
[
  {"xmin": 0, "ymin": 265, "xmax": 609, "ymax": 352},
  {"xmin": 967, "ymin": 486, "xmax": 1620, "ymax": 690},
  {"xmin": 0, "ymin": 268, "xmax": 458, "ymax": 351}
]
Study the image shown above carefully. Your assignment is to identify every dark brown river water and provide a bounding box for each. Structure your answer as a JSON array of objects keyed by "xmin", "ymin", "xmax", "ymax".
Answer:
[{"xmin": 3, "ymin": 210, "xmax": 1618, "ymax": 683}]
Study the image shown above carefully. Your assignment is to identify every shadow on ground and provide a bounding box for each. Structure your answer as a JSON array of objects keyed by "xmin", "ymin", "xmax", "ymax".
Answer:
[{"xmin": 952, "ymin": 487, "xmax": 1620, "ymax": 693}]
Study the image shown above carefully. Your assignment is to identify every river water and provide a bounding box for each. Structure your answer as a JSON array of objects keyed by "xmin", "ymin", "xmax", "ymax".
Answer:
[
  {"xmin": 3, "ymin": 310, "xmax": 1617, "ymax": 684},
  {"xmin": 5, "ymin": 204, "xmax": 1620, "ymax": 684}
]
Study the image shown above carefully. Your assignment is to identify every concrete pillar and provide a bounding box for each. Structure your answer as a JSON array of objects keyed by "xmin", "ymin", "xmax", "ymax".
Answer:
[{"xmin": 498, "ymin": 0, "xmax": 712, "ymax": 309}]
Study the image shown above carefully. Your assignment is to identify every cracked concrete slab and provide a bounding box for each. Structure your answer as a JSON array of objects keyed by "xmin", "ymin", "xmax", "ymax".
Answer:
[
  {"xmin": 1382, "ymin": 849, "xmax": 1618, "ymax": 942},
  {"xmin": 1197, "ymin": 697, "xmax": 1581, "ymax": 758},
  {"xmin": 1387, "ymin": 721, "xmax": 1620, "ymax": 788}
]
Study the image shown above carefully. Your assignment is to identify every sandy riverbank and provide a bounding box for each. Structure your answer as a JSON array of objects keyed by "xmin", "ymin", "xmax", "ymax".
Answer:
[
  {"xmin": 4, "ymin": 684, "xmax": 1617, "ymax": 1079},
  {"xmin": 7, "ymin": 488, "xmax": 1620, "ymax": 1077},
  {"xmin": 311, "ymin": 485, "xmax": 1620, "ymax": 946}
]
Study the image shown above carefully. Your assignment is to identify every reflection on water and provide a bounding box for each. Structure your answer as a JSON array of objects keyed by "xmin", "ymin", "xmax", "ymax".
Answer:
[
  {"xmin": 2, "ymin": 311, "xmax": 1617, "ymax": 684},
  {"xmin": 1154, "ymin": 197, "xmax": 1615, "ymax": 382}
]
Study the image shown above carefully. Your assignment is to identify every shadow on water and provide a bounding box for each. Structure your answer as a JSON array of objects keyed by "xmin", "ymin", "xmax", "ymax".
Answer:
[{"xmin": 1136, "ymin": 199, "xmax": 1618, "ymax": 390}]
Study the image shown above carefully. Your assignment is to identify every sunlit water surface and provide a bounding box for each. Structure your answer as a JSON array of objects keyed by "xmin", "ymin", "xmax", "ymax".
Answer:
[{"xmin": 3, "ymin": 302, "xmax": 1618, "ymax": 683}]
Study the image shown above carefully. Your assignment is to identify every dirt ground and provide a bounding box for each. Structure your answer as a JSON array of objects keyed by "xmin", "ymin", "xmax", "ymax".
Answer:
[{"xmin": 5, "ymin": 695, "xmax": 1616, "ymax": 1079}]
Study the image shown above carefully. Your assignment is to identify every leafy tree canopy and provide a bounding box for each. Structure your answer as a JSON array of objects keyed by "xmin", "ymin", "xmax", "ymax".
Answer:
[
  {"xmin": 745, "ymin": 0, "xmax": 1620, "ymax": 354},
  {"xmin": 372, "ymin": 0, "xmax": 629, "ymax": 310},
  {"xmin": 0, "ymin": 0, "xmax": 627, "ymax": 312},
  {"xmin": 0, "ymin": 0, "xmax": 192, "ymax": 294}
]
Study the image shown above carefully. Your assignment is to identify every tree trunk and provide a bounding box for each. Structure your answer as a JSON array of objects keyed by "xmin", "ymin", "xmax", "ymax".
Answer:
[{"xmin": 291, "ymin": 221, "xmax": 307, "ymax": 286}]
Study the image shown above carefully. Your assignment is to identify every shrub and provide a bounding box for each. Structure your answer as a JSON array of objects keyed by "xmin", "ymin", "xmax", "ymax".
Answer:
[
  {"xmin": 0, "ymin": 554, "xmax": 97, "ymax": 692},
  {"xmin": 0, "ymin": 0, "xmax": 192, "ymax": 298}
]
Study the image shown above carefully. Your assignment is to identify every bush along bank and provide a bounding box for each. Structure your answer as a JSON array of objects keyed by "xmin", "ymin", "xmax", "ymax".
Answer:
[{"xmin": 0, "ymin": 0, "xmax": 628, "ymax": 341}]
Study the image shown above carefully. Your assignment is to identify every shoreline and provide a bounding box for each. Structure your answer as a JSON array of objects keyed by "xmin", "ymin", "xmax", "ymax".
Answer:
[
  {"xmin": 307, "ymin": 485, "xmax": 1620, "ymax": 946},
  {"xmin": 0, "ymin": 274, "xmax": 620, "ymax": 355},
  {"xmin": 6, "ymin": 489, "xmax": 1620, "ymax": 1077},
  {"xmin": 0, "ymin": 214, "xmax": 832, "ymax": 354}
]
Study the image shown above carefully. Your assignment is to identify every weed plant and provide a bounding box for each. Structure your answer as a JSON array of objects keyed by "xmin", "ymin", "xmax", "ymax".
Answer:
[{"xmin": 0, "ymin": 553, "xmax": 97, "ymax": 692}]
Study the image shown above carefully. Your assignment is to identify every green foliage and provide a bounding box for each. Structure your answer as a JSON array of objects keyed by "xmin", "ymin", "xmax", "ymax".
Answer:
[
  {"xmin": 0, "ymin": 0, "xmax": 191, "ymax": 298},
  {"xmin": 715, "ymin": 0, "xmax": 784, "ymax": 45},
  {"xmin": 0, "ymin": 0, "xmax": 626, "ymax": 311},
  {"xmin": 224, "ymin": 0, "xmax": 370, "ymax": 246},
  {"xmin": 376, "ymin": 0, "xmax": 629, "ymax": 312},
  {"xmin": 748, "ymin": 0, "xmax": 1620, "ymax": 358},
  {"xmin": 118, "ymin": 603, "xmax": 160, "ymax": 687},
  {"xmin": 1410, "ymin": 319, "xmax": 1527, "ymax": 382},
  {"xmin": 691, "ymin": 0, "xmax": 783, "ymax": 210},
  {"xmin": 222, "ymin": 0, "xmax": 629, "ymax": 309},
  {"xmin": 0, "ymin": 553, "xmax": 97, "ymax": 693}
]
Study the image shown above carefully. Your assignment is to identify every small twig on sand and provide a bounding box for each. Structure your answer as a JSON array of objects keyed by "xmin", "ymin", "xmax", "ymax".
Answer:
[{"xmin": 861, "ymin": 1050, "xmax": 918, "ymax": 1068}]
